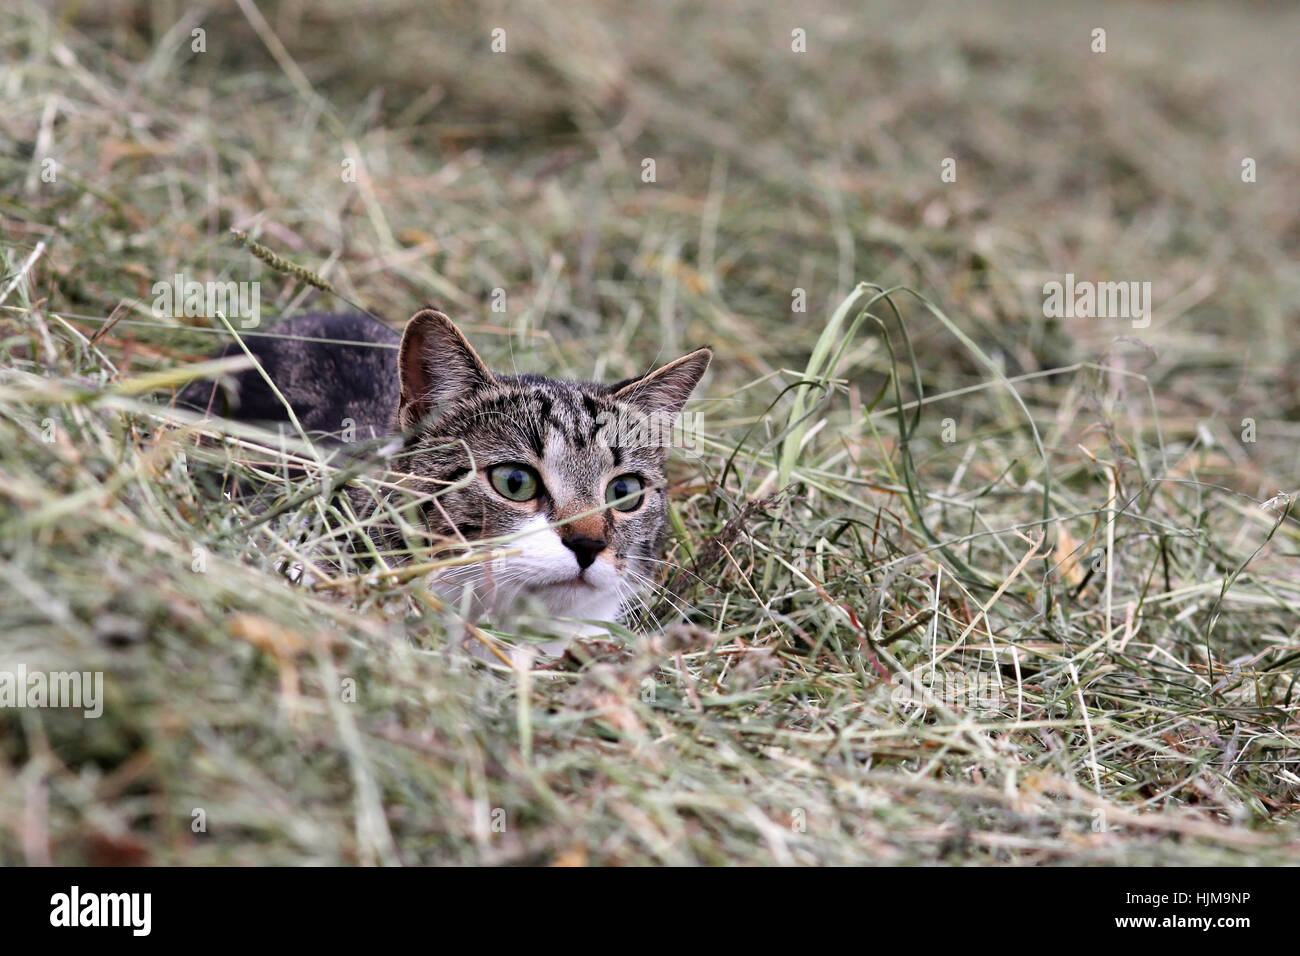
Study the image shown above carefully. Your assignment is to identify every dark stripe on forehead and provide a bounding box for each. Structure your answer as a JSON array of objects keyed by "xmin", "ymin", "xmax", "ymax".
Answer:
[
  {"xmin": 566, "ymin": 390, "xmax": 594, "ymax": 436},
  {"xmin": 538, "ymin": 392, "xmax": 575, "ymax": 445},
  {"xmin": 533, "ymin": 392, "xmax": 553, "ymax": 424},
  {"xmin": 525, "ymin": 419, "xmax": 545, "ymax": 457},
  {"xmin": 560, "ymin": 390, "xmax": 612, "ymax": 457}
]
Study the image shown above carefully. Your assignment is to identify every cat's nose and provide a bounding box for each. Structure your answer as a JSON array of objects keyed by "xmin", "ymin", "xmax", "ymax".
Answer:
[{"xmin": 563, "ymin": 535, "xmax": 607, "ymax": 570}]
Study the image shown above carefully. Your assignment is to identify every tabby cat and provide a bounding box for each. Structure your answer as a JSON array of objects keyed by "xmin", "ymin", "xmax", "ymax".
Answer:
[{"xmin": 179, "ymin": 309, "xmax": 711, "ymax": 632}]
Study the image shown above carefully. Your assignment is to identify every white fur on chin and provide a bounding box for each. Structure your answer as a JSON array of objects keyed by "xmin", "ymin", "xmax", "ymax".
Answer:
[{"xmin": 434, "ymin": 515, "xmax": 629, "ymax": 655}]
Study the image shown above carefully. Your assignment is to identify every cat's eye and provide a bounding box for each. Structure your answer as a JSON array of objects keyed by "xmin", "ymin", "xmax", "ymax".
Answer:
[
  {"xmin": 606, "ymin": 474, "xmax": 645, "ymax": 512},
  {"xmin": 488, "ymin": 464, "xmax": 543, "ymax": 502}
]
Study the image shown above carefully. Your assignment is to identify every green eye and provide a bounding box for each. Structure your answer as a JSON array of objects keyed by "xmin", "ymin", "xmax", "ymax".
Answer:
[
  {"xmin": 488, "ymin": 464, "xmax": 542, "ymax": 502},
  {"xmin": 606, "ymin": 474, "xmax": 645, "ymax": 512}
]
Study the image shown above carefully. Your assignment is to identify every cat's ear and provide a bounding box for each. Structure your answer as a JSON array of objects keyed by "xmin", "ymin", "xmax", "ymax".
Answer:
[
  {"xmin": 612, "ymin": 347, "xmax": 712, "ymax": 418},
  {"xmin": 397, "ymin": 308, "xmax": 495, "ymax": 431}
]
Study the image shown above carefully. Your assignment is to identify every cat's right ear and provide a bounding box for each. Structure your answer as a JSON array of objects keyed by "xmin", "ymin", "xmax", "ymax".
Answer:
[{"xmin": 397, "ymin": 308, "xmax": 495, "ymax": 431}]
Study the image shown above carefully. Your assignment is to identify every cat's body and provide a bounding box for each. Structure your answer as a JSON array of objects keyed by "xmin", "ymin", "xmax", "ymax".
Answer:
[
  {"xmin": 178, "ymin": 310, "xmax": 710, "ymax": 638},
  {"xmin": 179, "ymin": 311, "xmax": 403, "ymax": 443}
]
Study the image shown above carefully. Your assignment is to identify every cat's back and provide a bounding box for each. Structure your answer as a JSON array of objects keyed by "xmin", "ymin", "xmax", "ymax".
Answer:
[{"xmin": 177, "ymin": 312, "xmax": 401, "ymax": 441}]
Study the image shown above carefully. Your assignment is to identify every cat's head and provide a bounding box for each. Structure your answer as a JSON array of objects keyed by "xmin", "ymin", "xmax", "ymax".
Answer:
[{"xmin": 392, "ymin": 308, "xmax": 710, "ymax": 626}]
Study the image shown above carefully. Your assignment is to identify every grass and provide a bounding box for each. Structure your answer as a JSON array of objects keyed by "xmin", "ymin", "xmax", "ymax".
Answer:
[{"xmin": 1, "ymin": 0, "xmax": 1299, "ymax": 865}]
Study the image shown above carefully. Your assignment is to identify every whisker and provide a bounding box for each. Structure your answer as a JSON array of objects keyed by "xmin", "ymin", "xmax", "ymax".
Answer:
[{"xmin": 623, "ymin": 567, "xmax": 707, "ymax": 623}]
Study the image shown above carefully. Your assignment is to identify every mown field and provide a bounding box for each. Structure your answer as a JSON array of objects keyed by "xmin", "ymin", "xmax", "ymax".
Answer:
[{"xmin": 1, "ymin": 0, "xmax": 1298, "ymax": 864}]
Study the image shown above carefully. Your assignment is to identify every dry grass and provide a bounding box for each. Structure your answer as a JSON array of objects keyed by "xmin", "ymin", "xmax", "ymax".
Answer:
[{"xmin": 1, "ymin": 0, "xmax": 1298, "ymax": 865}]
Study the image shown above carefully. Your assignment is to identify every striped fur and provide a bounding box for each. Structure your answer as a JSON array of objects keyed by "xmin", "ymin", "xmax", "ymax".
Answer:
[{"xmin": 180, "ymin": 309, "xmax": 711, "ymax": 632}]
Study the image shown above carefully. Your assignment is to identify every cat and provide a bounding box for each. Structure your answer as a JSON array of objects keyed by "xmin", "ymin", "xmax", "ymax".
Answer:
[{"xmin": 178, "ymin": 308, "xmax": 711, "ymax": 637}]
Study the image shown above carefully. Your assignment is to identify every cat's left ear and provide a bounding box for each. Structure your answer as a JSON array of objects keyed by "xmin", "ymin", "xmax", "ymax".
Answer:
[
  {"xmin": 612, "ymin": 347, "xmax": 712, "ymax": 417},
  {"xmin": 397, "ymin": 308, "xmax": 496, "ymax": 431}
]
